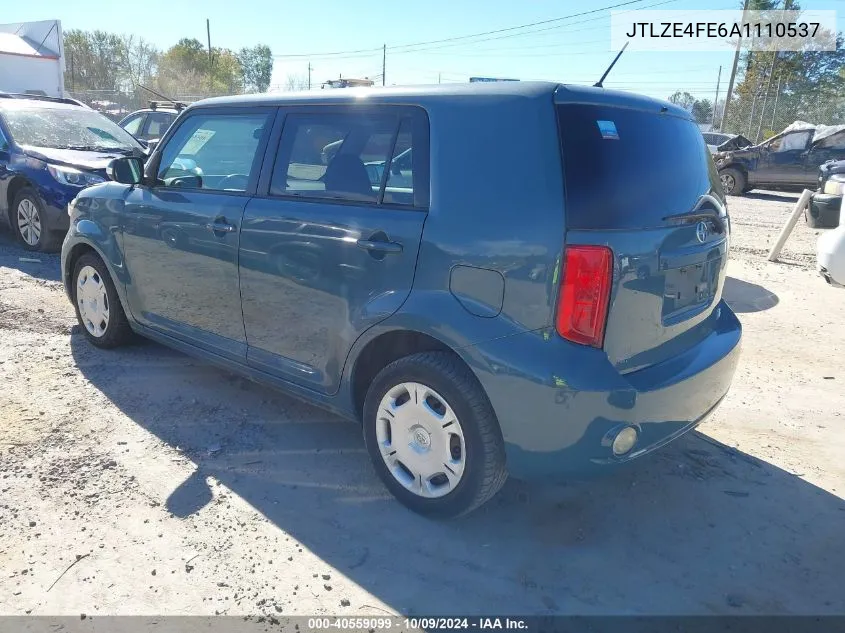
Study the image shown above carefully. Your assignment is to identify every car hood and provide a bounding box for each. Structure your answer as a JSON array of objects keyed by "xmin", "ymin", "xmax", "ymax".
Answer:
[
  {"xmin": 20, "ymin": 145, "xmax": 141, "ymax": 171},
  {"xmin": 716, "ymin": 134, "xmax": 753, "ymax": 152}
]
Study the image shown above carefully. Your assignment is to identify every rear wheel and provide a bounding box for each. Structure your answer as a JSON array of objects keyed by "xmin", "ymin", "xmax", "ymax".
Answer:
[
  {"xmin": 72, "ymin": 252, "xmax": 133, "ymax": 349},
  {"xmin": 719, "ymin": 168, "xmax": 746, "ymax": 196},
  {"xmin": 363, "ymin": 351, "xmax": 507, "ymax": 518},
  {"xmin": 12, "ymin": 188, "xmax": 61, "ymax": 252}
]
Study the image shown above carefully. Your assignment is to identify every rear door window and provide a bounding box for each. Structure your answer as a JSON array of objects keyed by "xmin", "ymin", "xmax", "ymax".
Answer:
[
  {"xmin": 269, "ymin": 107, "xmax": 428, "ymax": 208},
  {"xmin": 557, "ymin": 104, "xmax": 716, "ymax": 229}
]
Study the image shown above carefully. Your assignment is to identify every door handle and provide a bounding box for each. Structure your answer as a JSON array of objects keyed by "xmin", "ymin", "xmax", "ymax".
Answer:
[
  {"xmin": 356, "ymin": 239, "xmax": 403, "ymax": 254},
  {"xmin": 206, "ymin": 222, "xmax": 235, "ymax": 234}
]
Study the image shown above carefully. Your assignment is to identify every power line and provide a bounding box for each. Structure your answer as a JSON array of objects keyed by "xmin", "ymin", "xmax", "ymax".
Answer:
[{"xmin": 273, "ymin": 0, "xmax": 662, "ymax": 59}]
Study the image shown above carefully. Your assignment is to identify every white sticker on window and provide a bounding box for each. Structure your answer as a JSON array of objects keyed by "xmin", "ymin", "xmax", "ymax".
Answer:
[
  {"xmin": 181, "ymin": 129, "xmax": 216, "ymax": 155},
  {"xmin": 597, "ymin": 120, "xmax": 619, "ymax": 140}
]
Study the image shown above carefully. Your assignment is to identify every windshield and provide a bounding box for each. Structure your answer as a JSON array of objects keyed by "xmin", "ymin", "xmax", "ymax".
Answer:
[{"xmin": 3, "ymin": 105, "xmax": 142, "ymax": 152}]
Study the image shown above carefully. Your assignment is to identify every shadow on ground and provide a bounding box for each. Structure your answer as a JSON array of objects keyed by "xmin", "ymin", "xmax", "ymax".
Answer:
[
  {"xmin": 69, "ymin": 334, "xmax": 845, "ymax": 616},
  {"xmin": 0, "ymin": 231, "xmax": 62, "ymax": 282},
  {"xmin": 744, "ymin": 191, "xmax": 801, "ymax": 204},
  {"xmin": 723, "ymin": 276, "xmax": 779, "ymax": 313}
]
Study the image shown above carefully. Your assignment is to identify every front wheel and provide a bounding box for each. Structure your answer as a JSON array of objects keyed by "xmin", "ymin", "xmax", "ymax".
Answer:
[
  {"xmin": 12, "ymin": 188, "xmax": 62, "ymax": 252},
  {"xmin": 362, "ymin": 351, "xmax": 507, "ymax": 518},
  {"xmin": 719, "ymin": 168, "xmax": 746, "ymax": 196},
  {"xmin": 72, "ymin": 252, "xmax": 133, "ymax": 348}
]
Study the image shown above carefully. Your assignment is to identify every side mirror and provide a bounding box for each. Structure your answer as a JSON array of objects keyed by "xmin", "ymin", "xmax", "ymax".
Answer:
[
  {"xmin": 146, "ymin": 139, "xmax": 159, "ymax": 153},
  {"xmin": 106, "ymin": 156, "xmax": 145, "ymax": 185}
]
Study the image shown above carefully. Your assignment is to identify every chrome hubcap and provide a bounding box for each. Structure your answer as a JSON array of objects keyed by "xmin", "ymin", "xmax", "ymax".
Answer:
[
  {"xmin": 376, "ymin": 382, "xmax": 466, "ymax": 498},
  {"xmin": 17, "ymin": 199, "xmax": 42, "ymax": 246},
  {"xmin": 76, "ymin": 266, "xmax": 110, "ymax": 337},
  {"xmin": 720, "ymin": 173, "xmax": 735, "ymax": 194}
]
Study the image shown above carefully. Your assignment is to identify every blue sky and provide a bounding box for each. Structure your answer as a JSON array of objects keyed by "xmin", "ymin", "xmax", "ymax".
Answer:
[{"xmin": 4, "ymin": 0, "xmax": 843, "ymax": 99}]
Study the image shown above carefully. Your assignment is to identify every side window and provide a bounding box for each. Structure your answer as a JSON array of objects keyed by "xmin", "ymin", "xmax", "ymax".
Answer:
[
  {"xmin": 383, "ymin": 119, "xmax": 413, "ymax": 205},
  {"xmin": 121, "ymin": 114, "xmax": 144, "ymax": 137},
  {"xmin": 271, "ymin": 112, "xmax": 396, "ymax": 203},
  {"xmin": 157, "ymin": 112, "xmax": 269, "ymax": 192},
  {"xmin": 815, "ymin": 132, "xmax": 845, "ymax": 151},
  {"xmin": 145, "ymin": 112, "xmax": 174, "ymax": 139},
  {"xmin": 771, "ymin": 131, "xmax": 811, "ymax": 153}
]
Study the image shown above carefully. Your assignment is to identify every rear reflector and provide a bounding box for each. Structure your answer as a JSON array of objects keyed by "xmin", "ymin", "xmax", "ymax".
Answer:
[{"xmin": 556, "ymin": 245, "xmax": 613, "ymax": 348}]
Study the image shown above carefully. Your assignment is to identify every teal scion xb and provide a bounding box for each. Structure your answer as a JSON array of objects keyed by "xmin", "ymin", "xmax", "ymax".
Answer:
[{"xmin": 61, "ymin": 82, "xmax": 741, "ymax": 517}]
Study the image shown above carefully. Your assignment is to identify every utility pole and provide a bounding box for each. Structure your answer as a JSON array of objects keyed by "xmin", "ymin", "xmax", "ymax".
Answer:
[
  {"xmin": 308, "ymin": 63, "xmax": 312, "ymax": 90},
  {"xmin": 206, "ymin": 19, "xmax": 213, "ymax": 95},
  {"xmin": 720, "ymin": 0, "xmax": 750, "ymax": 132},
  {"xmin": 382, "ymin": 44, "xmax": 386, "ymax": 87},
  {"xmin": 755, "ymin": 50, "xmax": 778, "ymax": 143},
  {"xmin": 438, "ymin": 72, "xmax": 441, "ymax": 84},
  {"xmin": 770, "ymin": 73, "xmax": 782, "ymax": 131},
  {"xmin": 712, "ymin": 65, "xmax": 722, "ymax": 129}
]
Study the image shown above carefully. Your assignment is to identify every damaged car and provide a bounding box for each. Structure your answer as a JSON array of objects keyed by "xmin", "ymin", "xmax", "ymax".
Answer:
[
  {"xmin": 807, "ymin": 159, "xmax": 844, "ymax": 228},
  {"xmin": 714, "ymin": 122, "xmax": 845, "ymax": 196}
]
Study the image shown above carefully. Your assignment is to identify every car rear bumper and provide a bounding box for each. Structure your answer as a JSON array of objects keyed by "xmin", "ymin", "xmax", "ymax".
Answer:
[
  {"xmin": 809, "ymin": 192, "xmax": 842, "ymax": 228},
  {"xmin": 467, "ymin": 300, "xmax": 742, "ymax": 481}
]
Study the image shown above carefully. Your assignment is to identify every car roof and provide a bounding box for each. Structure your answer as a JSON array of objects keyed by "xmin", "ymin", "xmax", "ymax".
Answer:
[
  {"xmin": 190, "ymin": 82, "xmax": 691, "ymax": 120},
  {"xmin": 194, "ymin": 81, "xmax": 559, "ymax": 109}
]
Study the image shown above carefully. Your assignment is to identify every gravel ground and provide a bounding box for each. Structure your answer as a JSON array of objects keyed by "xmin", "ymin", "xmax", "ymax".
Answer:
[{"xmin": 1, "ymin": 191, "xmax": 844, "ymax": 617}]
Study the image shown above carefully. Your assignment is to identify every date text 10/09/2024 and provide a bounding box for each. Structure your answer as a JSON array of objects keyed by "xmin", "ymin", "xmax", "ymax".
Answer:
[{"xmin": 306, "ymin": 618, "xmax": 529, "ymax": 631}]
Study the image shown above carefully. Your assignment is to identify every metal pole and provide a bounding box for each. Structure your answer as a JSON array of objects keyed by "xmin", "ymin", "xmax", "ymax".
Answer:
[
  {"xmin": 206, "ymin": 19, "xmax": 212, "ymax": 94},
  {"xmin": 755, "ymin": 51, "xmax": 778, "ymax": 143},
  {"xmin": 720, "ymin": 0, "xmax": 750, "ymax": 132},
  {"xmin": 382, "ymin": 44, "xmax": 386, "ymax": 87},
  {"xmin": 308, "ymin": 63, "xmax": 311, "ymax": 90},
  {"xmin": 712, "ymin": 65, "xmax": 722, "ymax": 128},
  {"xmin": 770, "ymin": 73, "xmax": 782, "ymax": 131}
]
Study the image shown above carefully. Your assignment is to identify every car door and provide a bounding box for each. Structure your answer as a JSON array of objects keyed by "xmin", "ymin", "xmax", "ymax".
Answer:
[
  {"xmin": 121, "ymin": 107, "xmax": 275, "ymax": 362},
  {"xmin": 756, "ymin": 130, "xmax": 813, "ymax": 185},
  {"xmin": 238, "ymin": 106, "xmax": 429, "ymax": 394}
]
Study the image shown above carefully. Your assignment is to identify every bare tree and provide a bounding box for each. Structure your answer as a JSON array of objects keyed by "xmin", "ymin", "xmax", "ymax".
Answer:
[
  {"xmin": 285, "ymin": 73, "xmax": 309, "ymax": 91},
  {"xmin": 121, "ymin": 35, "xmax": 159, "ymax": 88}
]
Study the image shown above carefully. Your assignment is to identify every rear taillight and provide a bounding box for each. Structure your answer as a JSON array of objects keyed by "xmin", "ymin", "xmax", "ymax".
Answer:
[{"xmin": 556, "ymin": 245, "xmax": 613, "ymax": 348}]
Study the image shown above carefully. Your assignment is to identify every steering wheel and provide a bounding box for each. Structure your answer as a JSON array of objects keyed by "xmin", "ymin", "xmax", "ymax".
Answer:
[{"xmin": 218, "ymin": 174, "xmax": 250, "ymax": 191}]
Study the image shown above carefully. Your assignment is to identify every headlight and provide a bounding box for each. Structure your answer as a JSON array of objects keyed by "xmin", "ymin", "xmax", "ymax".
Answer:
[
  {"xmin": 47, "ymin": 164, "xmax": 106, "ymax": 188},
  {"xmin": 823, "ymin": 176, "xmax": 845, "ymax": 196}
]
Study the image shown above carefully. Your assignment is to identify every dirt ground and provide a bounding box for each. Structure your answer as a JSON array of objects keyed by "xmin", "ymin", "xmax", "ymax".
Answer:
[{"xmin": 1, "ymin": 190, "xmax": 844, "ymax": 617}]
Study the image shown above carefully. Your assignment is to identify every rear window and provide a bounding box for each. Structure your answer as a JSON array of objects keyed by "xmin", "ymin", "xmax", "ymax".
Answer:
[{"xmin": 557, "ymin": 104, "xmax": 718, "ymax": 229}]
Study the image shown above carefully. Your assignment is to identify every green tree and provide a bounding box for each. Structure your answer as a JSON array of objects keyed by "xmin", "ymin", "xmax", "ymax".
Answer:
[
  {"xmin": 239, "ymin": 44, "xmax": 273, "ymax": 93},
  {"xmin": 64, "ymin": 29, "xmax": 127, "ymax": 92},
  {"xmin": 156, "ymin": 38, "xmax": 242, "ymax": 97},
  {"xmin": 692, "ymin": 99, "xmax": 714, "ymax": 125}
]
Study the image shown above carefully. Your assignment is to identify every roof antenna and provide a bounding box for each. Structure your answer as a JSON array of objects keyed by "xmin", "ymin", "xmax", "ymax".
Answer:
[{"xmin": 594, "ymin": 41, "xmax": 629, "ymax": 88}]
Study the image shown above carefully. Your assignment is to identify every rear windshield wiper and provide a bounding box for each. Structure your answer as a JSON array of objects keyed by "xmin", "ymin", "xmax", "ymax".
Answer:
[{"xmin": 663, "ymin": 194, "xmax": 727, "ymax": 232}]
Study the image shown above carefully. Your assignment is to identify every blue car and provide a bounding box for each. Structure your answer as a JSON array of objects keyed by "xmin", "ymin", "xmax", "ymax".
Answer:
[
  {"xmin": 61, "ymin": 82, "xmax": 742, "ymax": 517},
  {"xmin": 0, "ymin": 93, "xmax": 147, "ymax": 251}
]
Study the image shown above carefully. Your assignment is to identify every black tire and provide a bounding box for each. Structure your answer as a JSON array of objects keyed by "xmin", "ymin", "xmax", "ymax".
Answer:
[
  {"xmin": 805, "ymin": 208, "xmax": 822, "ymax": 229},
  {"xmin": 11, "ymin": 187, "xmax": 62, "ymax": 252},
  {"xmin": 362, "ymin": 351, "xmax": 507, "ymax": 518},
  {"xmin": 719, "ymin": 167, "xmax": 746, "ymax": 196},
  {"xmin": 72, "ymin": 252, "xmax": 134, "ymax": 349}
]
